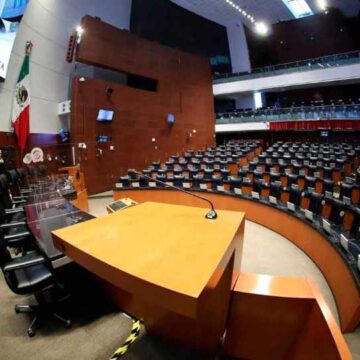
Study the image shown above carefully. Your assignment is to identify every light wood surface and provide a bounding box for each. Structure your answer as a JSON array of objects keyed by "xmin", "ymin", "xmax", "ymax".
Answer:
[
  {"xmin": 52, "ymin": 201, "xmax": 245, "ymax": 354},
  {"xmin": 113, "ymin": 189, "xmax": 360, "ymax": 333},
  {"xmin": 53, "ymin": 201, "xmax": 243, "ymax": 300},
  {"xmin": 224, "ymin": 273, "xmax": 351, "ymax": 359}
]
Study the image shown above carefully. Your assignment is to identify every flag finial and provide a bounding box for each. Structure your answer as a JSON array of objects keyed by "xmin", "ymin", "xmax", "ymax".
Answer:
[{"xmin": 25, "ymin": 41, "xmax": 33, "ymax": 56}]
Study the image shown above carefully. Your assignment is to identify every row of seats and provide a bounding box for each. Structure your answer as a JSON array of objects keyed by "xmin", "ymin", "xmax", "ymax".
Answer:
[
  {"xmin": 116, "ymin": 140, "xmax": 360, "ymax": 279},
  {"xmin": 0, "ymin": 167, "xmax": 71, "ymax": 337}
]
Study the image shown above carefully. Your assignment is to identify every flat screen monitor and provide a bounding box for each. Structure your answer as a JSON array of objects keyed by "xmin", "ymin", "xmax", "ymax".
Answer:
[
  {"xmin": 167, "ymin": 113, "xmax": 175, "ymax": 124},
  {"xmin": 287, "ymin": 201, "xmax": 295, "ymax": 212},
  {"xmin": 320, "ymin": 130, "xmax": 329, "ymax": 137},
  {"xmin": 97, "ymin": 109, "xmax": 114, "ymax": 122}
]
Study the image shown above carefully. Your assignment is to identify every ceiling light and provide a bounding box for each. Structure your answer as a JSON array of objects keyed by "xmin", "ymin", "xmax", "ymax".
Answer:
[
  {"xmin": 255, "ymin": 22, "xmax": 269, "ymax": 36},
  {"xmin": 76, "ymin": 26, "xmax": 83, "ymax": 34},
  {"xmin": 282, "ymin": 0, "xmax": 314, "ymax": 19},
  {"xmin": 317, "ymin": 0, "xmax": 327, "ymax": 11}
]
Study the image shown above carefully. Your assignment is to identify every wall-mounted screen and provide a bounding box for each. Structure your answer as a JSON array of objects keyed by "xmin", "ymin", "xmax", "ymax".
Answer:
[
  {"xmin": 167, "ymin": 113, "xmax": 175, "ymax": 124},
  {"xmin": 0, "ymin": 0, "xmax": 29, "ymax": 80},
  {"xmin": 97, "ymin": 109, "xmax": 114, "ymax": 122},
  {"xmin": 320, "ymin": 130, "xmax": 329, "ymax": 137}
]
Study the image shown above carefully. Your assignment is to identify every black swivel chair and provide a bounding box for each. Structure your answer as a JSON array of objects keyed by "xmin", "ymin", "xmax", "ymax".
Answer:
[
  {"xmin": 0, "ymin": 233, "xmax": 71, "ymax": 336},
  {"xmin": 322, "ymin": 179, "xmax": 334, "ymax": 194},
  {"xmin": 327, "ymin": 198, "xmax": 345, "ymax": 226},
  {"xmin": 269, "ymin": 182, "xmax": 282, "ymax": 200},
  {"xmin": 350, "ymin": 207, "xmax": 360, "ymax": 240},
  {"xmin": 307, "ymin": 192, "xmax": 324, "ymax": 215},
  {"xmin": 286, "ymin": 174, "xmax": 299, "ymax": 189},
  {"xmin": 340, "ymin": 182, "xmax": 353, "ymax": 200},
  {"xmin": 289, "ymin": 187, "xmax": 303, "ymax": 207}
]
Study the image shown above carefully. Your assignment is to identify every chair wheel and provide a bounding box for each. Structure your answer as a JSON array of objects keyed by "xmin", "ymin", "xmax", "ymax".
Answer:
[
  {"xmin": 15, "ymin": 307, "xmax": 20, "ymax": 314},
  {"xmin": 27, "ymin": 329, "xmax": 35, "ymax": 337}
]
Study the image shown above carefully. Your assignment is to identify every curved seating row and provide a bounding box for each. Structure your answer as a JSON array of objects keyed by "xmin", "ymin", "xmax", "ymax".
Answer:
[{"xmin": 113, "ymin": 186, "xmax": 360, "ymax": 333}]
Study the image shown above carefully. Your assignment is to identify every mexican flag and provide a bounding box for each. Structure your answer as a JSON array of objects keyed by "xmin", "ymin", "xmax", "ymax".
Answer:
[{"xmin": 12, "ymin": 41, "xmax": 32, "ymax": 151}]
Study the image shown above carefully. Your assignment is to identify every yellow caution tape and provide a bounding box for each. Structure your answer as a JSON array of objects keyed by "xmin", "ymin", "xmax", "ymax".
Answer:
[{"xmin": 110, "ymin": 320, "xmax": 142, "ymax": 359}]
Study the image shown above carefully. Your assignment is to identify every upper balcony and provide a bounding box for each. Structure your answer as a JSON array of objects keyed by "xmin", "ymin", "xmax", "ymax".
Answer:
[
  {"xmin": 213, "ymin": 51, "xmax": 360, "ymax": 96},
  {"xmin": 215, "ymin": 103, "xmax": 360, "ymax": 133}
]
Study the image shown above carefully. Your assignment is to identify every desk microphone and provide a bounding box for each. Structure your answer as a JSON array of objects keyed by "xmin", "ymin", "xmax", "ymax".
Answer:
[{"xmin": 128, "ymin": 169, "xmax": 218, "ymax": 220}]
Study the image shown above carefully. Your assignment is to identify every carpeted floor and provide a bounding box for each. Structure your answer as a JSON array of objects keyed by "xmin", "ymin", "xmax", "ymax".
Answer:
[{"xmin": 0, "ymin": 193, "xmax": 359, "ymax": 359}]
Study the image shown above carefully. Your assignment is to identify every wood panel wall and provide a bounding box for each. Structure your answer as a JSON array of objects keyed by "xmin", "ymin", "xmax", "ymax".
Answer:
[{"xmin": 71, "ymin": 16, "xmax": 215, "ymax": 194}]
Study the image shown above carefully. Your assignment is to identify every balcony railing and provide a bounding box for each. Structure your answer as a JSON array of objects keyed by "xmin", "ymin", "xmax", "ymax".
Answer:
[
  {"xmin": 213, "ymin": 50, "xmax": 360, "ymax": 84},
  {"xmin": 216, "ymin": 104, "xmax": 360, "ymax": 124}
]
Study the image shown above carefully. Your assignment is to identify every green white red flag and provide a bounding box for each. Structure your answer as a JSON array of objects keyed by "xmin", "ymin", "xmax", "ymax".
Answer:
[{"xmin": 12, "ymin": 41, "xmax": 33, "ymax": 150}]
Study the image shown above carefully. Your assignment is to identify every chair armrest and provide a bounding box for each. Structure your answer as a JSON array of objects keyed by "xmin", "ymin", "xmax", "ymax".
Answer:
[
  {"xmin": 0, "ymin": 221, "xmax": 26, "ymax": 228},
  {"xmin": 4, "ymin": 231, "xmax": 30, "ymax": 241},
  {"xmin": 12, "ymin": 199, "xmax": 27, "ymax": 205},
  {"xmin": 13, "ymin": 195, "xmax": 28, "ymax": 200},
  {"xmin": 20, "ymin": 189, "xmax": 32, "ymax": 194},
  {"xmin": 3, "ymin": 253, "xmax": 46, "ymax": 272},
  {"xmin": 5, "ymin": 207, "xmax": 24, "ymax": 214}
]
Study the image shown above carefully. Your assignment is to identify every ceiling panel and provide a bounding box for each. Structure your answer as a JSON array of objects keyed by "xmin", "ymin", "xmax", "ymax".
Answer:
[{"xmin": 170, "ymin": 0, "xmax": 359, "ymax": 27}]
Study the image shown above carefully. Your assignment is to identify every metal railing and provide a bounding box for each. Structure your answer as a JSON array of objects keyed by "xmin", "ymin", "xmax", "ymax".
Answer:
[
  {"xmin": 213, "ymin": 50, "xmax": 360, "ymax": 84},
  {"xmin": 216, "ymin": 104, "xmax": 360, "ymax": 124}
]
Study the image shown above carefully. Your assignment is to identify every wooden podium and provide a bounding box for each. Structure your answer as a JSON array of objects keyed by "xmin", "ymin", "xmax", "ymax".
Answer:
[
  {"xmin": 52, "ymin": 201, "xmax": 245, "ymax": 354},
  {"xmin": 58, "ymin": 166, "xmax": 89, "ymax": 212}
]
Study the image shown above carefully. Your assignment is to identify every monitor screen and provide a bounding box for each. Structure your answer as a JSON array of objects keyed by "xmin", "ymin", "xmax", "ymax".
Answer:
[
  {"xmin": 0, "ymin": 0, "xmax": 29, "ymax": 80},
  {"xmin": 320, "ymin": 131, "xmax": 329, "ymax": 137},
  {"xmin": 97, "ymin": 109, "xmax": 114, "ymax": 122},
  {"xmin": 167, "ymin": 113, "xmax": 175, "ymax": 124}
]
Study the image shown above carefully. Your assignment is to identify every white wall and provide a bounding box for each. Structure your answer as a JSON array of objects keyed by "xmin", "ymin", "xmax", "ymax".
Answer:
[
  {"xmin": 215, "ymin": 122, "xmax": 269, "ymax": 133},
  {"xmin": 213, "ymin": 62, "xmax": 360, "ymax": 96},
  {"xmin": 0, "ymin": 0, "xmax": 132, "ymax": 134},
  {"xmin": 226, "ymin": 22, "xmax": 251, "ymax": 74}
]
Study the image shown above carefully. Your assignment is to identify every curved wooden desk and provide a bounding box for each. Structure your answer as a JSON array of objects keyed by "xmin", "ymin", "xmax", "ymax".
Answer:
[{"xmin": 113, "ymin": 188, "xmax": 360, "ymax": 333}]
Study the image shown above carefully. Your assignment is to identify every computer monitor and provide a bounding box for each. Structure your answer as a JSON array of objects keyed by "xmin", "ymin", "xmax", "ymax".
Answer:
[
  {"xmin": 322, "ymin": 219, "xmax": 331, "ymax": 234},
  {"xmin": 269, "ymin": 196, "xmax": 277, "ymax": 205},
  {"xmin": 287, "ymin": 202, "xmax": 295, "ymax": 212},
  {"xmin": 182, "ymin": 182, "xmax": 191, "ymax": 189},
  {"xmin": 307, "ymin": 187, "xmax": 314, "ymax": 194},
  {"xmin": 167, "ymin": 113, "xmax": 175, "ymax": 124},
  {"xmin": 325, "ymin": 191, "xmax": 333, "ymax": 199},
  {"xmin": 357, "ymin": 254, "xmax": 360, "ymax": 272},
  {"xmin": 200, "ymin": 183, "xmax": 208, "ymax": 190},
  {"xmin": 305, "ymin": 209, "xmax": 313, "ymax": 222},
  {"xmin": 148, "ymin": 182, "xmax": 157, "ymax": 188},
  {"xmin": 234, "ymin": 188, "xmax": 242, "ymax": 195},
  {"xmin": 251, "ymin": 191, "xmax": 260, "ymax": 200},
  {"xmin": 340, "ymin": 234, "xmax": 349, "ymax": 251},
  {"xmin": 217, "ymin": 185, "xmax": 225, "ymax": 192},
  {"xmin": 97, "ymin": 109, "xmax": 114, "ymax": 122},
  {"xmin": 343, "ymin": 196, "xmax": 351, "ymax": 205}
]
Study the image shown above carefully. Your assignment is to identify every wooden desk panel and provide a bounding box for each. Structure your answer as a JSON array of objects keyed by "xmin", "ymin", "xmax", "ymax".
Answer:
[
  {"xmin": 224, "ymin": 273, "xmax": 351, "ymax": 359},
  {"xmin": 52, "ymin": 201, "xmax": 245, "ymax": 354},
  {"xmin": 113, "ymin": 189, "xmax": 360, "ymax": 333}
]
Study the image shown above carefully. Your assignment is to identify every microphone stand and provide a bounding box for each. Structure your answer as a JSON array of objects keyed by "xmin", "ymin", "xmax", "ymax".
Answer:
[{"xmin": 129, "ymin": 170, "xmax": 218, "ymax": 220}]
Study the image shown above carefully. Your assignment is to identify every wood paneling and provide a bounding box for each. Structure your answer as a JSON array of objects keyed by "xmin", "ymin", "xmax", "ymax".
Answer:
[
  {"xmin": 0, "ymin": 132, "xmax": 72, "ymax": 173},
  {"xmin": 71, "ymin": 16, "xmax": 215, "ymax": 194},
  {"xmin": 113, "ymin": 189, "xmax": 360, "ymax": 333}
]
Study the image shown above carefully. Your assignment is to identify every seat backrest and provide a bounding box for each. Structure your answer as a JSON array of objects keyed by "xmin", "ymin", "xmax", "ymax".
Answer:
[
  {"xmin": 308, "ymin": 192, "xmax": 324, "ymax": 215},
  {"xmin": 0, "ymin": 231, "xmax": 18, "ymax": 294},
  {"xmin": 289, "ymin": 188, "xmax": 302, "ymax": 206},
  {"xmin": 0, "ymin": 174, "xmax": 12, "ymax": 209},
  {"xmin": 269, "ymin": 182, "xmax": 282, "ymax": 199},
  {"xmin": 350, "ymin": 208, "xmax": 360, "ymax": 239},
  {"xmin": 328, "ymin": 198, "xmax": 345, "ymax": 225},
  {"xmin": 340, "ymin": 182, "xmax": 353, "ymax": 199}
]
